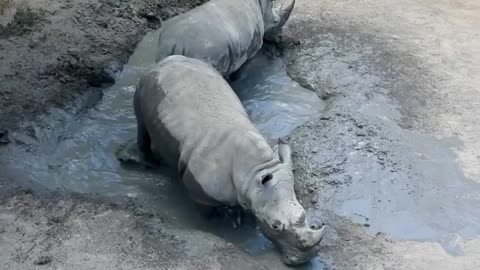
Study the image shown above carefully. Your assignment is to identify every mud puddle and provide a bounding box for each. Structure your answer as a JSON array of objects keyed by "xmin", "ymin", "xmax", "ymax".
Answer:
[
  {"xmin": 230, "ymin": 48, "xmax": 324, "ymax": 140},
  {"xmin": 342, "ymin": 96, "xmax": 480, "ymax": 255},
  {"xmin": 283, "ymin": 28, "xmax": 480, "ymax": 256},
  {"xmin": 332, "ymin": 98, "xmax": 480, "ymax": 255},
  {"xmin": 0, "ymin": 29, "xmax": 324, "ymax": 268}
]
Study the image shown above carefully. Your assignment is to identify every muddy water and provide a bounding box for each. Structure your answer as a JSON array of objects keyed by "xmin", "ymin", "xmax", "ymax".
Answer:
[
  {"xmin": 231, "ymin": 49, "xmax": 325, "ymax": 140},
  {"xmin": 337, "ymin": 96, "xmax": 480, "ymax": 255},
  {"xmin": 0, "ymin": 30, "xmax": 324, "ymax": 268}
]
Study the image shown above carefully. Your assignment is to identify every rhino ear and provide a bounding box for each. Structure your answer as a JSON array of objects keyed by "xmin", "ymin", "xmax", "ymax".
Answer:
[{"xmin": 278, "ymin": 143, "xmax": 292, "ymax": 165}]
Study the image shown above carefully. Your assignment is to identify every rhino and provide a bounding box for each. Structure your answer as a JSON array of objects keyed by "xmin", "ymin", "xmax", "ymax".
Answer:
[
  {"xmin": 155, "ymin": 0, "xmax": 295, "ymax": 76},
  {"xmin": 129, "ymin": 55, "xmax": 325, "ymax": 265}
]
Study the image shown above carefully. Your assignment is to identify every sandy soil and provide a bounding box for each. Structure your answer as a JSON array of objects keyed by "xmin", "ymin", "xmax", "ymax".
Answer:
[{"xmin": 1, "ymin": 0, "xmax": 480, "ymax": 269}]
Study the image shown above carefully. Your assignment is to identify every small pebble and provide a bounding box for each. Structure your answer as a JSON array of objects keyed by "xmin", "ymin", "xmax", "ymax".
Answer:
[
  {"xmin": 33, "ymin": 255, "xmax": 52, "ymax": 265},
  {"xmin": 0, "ymin": 130, "xmax": 10, "ymax": 145}
]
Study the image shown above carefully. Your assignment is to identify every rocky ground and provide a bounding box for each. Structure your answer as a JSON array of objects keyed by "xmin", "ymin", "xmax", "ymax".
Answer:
[{"xmin": 1, "ymin": 0, "xmax": 480, "ymax": 269}]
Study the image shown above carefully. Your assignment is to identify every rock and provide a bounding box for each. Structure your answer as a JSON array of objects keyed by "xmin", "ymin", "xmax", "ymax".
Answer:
[
  {"xmin": 33, "ymin": 255, "xmax": 51, "ymax": 265},
  {"xmin": 0, "ymin": 130, "xmax": 10, "ymax": 145},
  {"xmin": 103, "ymin": 59, "xmax": 123, "ymax": 82},
  {"xmin": 143, "ymin": 12, "xmax": 158, "ymax": 22},
  {"xmin": 67, "ymin": 48, "xmax": 81, "ymax": 59},
  {"xmin": 86, "ymin": 57, "xmax": 123, "ymax": 86},
  {"xmin": 47, "ymin": 216, "xmax": 61, "ymax": 225},
  {"xmin": 28, "ymin": 32, "xmax": 46, "ymax": 48}
]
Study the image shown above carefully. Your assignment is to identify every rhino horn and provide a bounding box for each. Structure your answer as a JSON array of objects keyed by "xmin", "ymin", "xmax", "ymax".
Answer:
[
  {"xmin": 278, "ymin": 0, "xmax": 296, "ymax": 28},
  {"xmin": 308, "ymin": 224, "xmax": 327, "ymax": 247},
  {"xmin": 297, "ymin": 223, "xmax": 326, "ymax": 249}
]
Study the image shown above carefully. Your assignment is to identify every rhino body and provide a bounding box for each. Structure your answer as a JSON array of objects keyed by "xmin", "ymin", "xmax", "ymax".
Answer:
[
  {"xmin": 155, "ymin": 0, "xmax": 295, "ymax": 76},
  {"xmin": 133, "ymin": 55, "xmax": 325, "ymax": 265}
]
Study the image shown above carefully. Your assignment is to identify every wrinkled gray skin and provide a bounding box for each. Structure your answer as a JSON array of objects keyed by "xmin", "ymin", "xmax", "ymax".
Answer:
[
  {"xmin": 155, "ymin": 0, "xmax": 295, "ymax": 76},
  {"xmin": 133, "ymin": 55, "xmax": 325, "ymax": 265}
]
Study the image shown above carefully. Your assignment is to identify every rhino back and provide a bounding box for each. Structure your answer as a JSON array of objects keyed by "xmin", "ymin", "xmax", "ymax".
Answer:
[
  {"xmin": 156, "ymin": 0, "xmax": 264, "ymax": 76},
  {"xmin": 137, "ymin": 56, "xmax": 263, "ymax": 204}
]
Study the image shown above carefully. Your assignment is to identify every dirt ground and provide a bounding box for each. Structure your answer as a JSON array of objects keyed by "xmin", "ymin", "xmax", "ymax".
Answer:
[
  {"xmin": 1, "ymin": 0, "xmax": 480, "ymax": 269},
  {"xmin": 0, "ymin": 0, "xmax": 205, "ymax": 132},
  {"xmin": 0, "ymin": 185, "xmax": 285, "ymax": 270}
]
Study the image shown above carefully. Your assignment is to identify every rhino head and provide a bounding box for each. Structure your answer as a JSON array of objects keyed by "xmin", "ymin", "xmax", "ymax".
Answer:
[
  {"xmin": 260, "ymin": 0, "xmax": 296, "ymax": 42},
  {"xmin": 238, "ymin": 142, "xmax": 326, "ymax": 265}
]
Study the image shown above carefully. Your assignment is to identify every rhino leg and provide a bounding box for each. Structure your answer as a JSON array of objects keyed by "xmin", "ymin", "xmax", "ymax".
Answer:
[
  {"xmin": 198, "ymin": 205, "xmax": 251, "ymax": 228},
  {"xmin": 181, "ymin": 167, "xmax": 223, "ymax": 207},
  {"xmin": 116, "ymin": 139, "xmax": 149, "ymax": 167},
  {"xmin": 195, "ymin": 204, "xmax": 220, "ymax": 219},
  {"xmin": 116, "ymin": 121, "xmax": 153, "ymax": 167},
  {"xmin": 136, "ymin": 119, "xmax": 151, "ymax": 156}
]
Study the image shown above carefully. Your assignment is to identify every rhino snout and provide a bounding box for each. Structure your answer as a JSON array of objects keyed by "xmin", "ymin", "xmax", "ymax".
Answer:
[
  {"xmin": 281, "ymin": 224, "xmax": 327, "ymax": 266},
  {"xmin": 290, "ymin": 211, "xmax": 326, "ymax": 249},
  {"xmin": 300, "ymin": 223, "xmax": 327, "ymax": 248},
  {"xmin": 258, "ymin": 212, "xmax": 327, "ymax": 265}
]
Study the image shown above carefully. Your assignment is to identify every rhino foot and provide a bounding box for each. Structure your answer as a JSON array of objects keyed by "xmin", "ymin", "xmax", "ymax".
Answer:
[{"xmin": 116, "ymin": 139, "xmax": 154, "ymax": 168}]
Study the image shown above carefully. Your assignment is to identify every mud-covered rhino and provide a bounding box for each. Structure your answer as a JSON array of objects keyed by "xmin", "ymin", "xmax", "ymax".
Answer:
[
  {"xmin": 131, "ymin": 55, "xmax": 325, "ymax": 265},
  {"xmin": 155, "ymin": 0, "xmax": 295, "ymax": 76}
]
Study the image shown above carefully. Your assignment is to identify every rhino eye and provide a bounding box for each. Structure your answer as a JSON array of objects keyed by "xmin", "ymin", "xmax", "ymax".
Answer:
[{"xmin": 262, "ymin": 174, "xmax": 273, "ymax": 185}]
